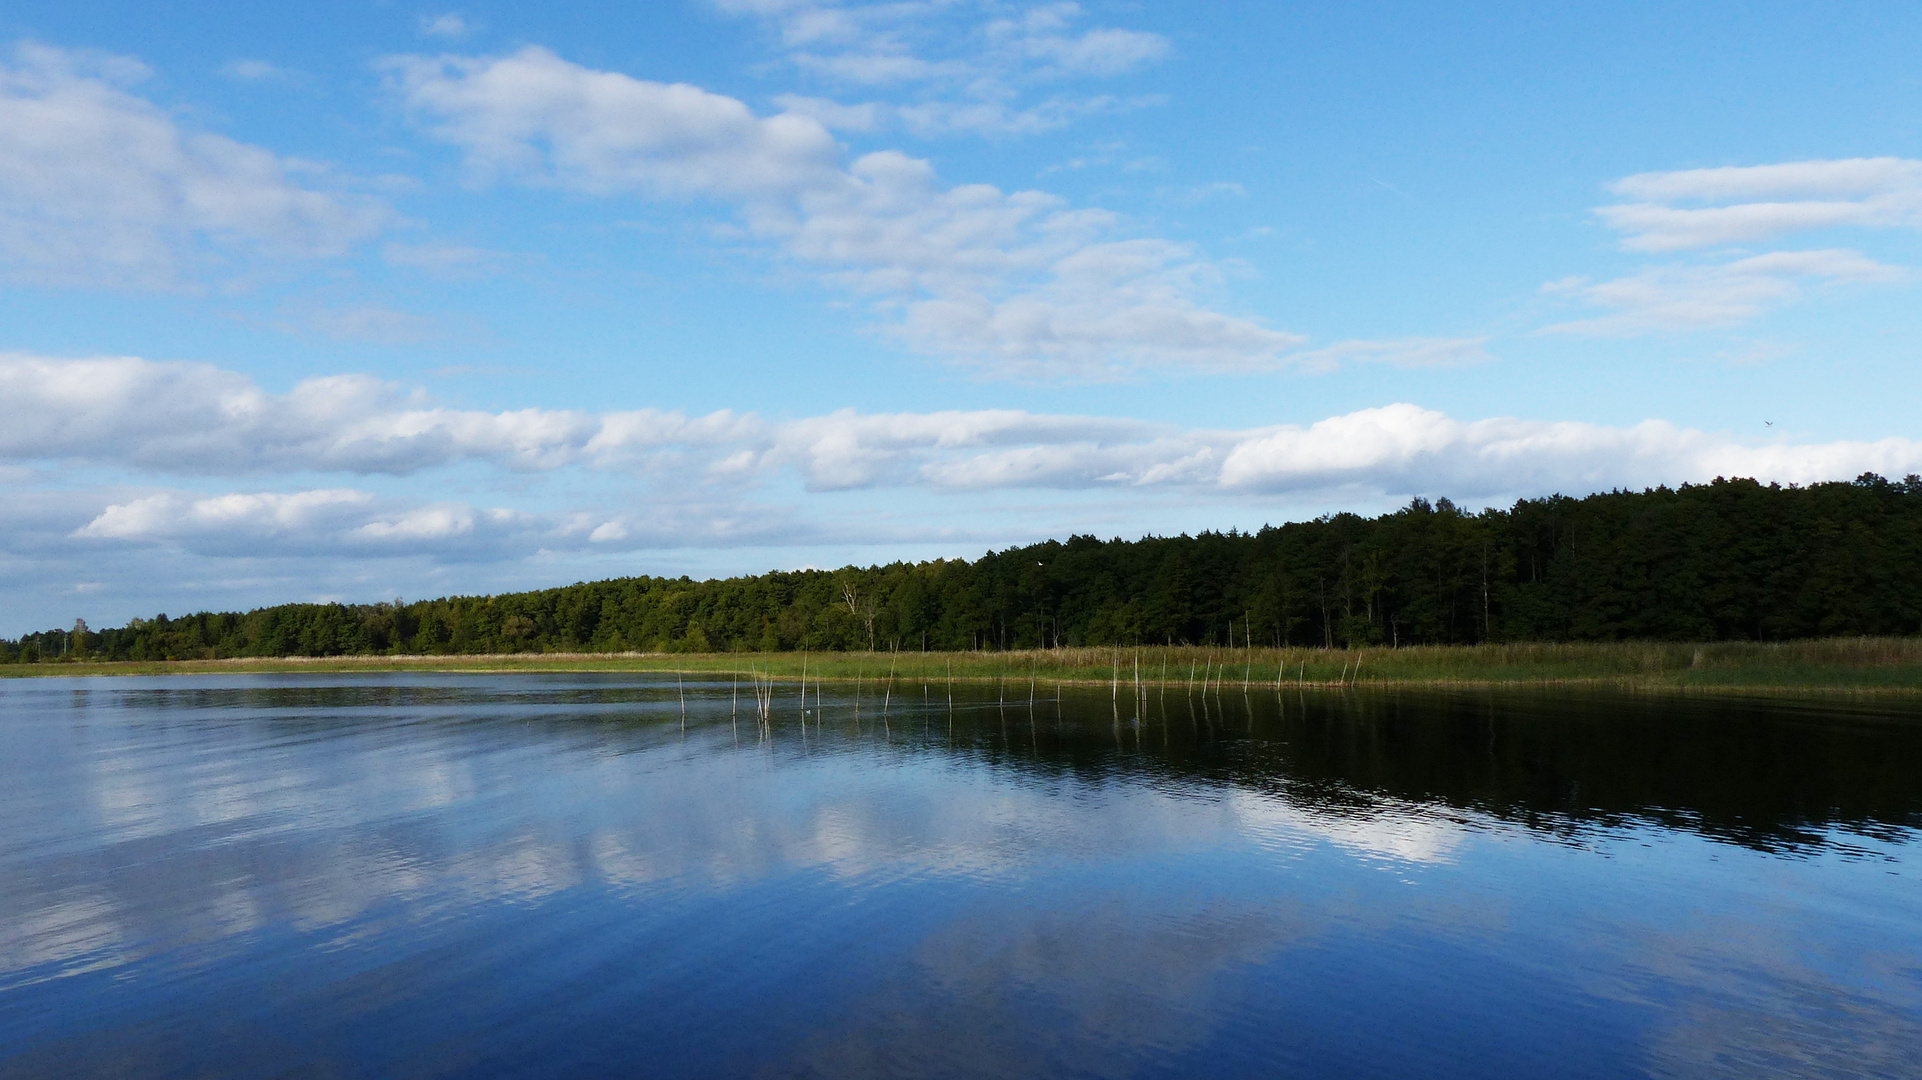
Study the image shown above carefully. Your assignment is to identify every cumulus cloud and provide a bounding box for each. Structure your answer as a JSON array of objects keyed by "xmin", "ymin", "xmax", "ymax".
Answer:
[
  {"xmin": 387, "ymin": 47, "xmax": 843, "ymax": 199},
  {"xmin": 764, "ymin": 406, "xmax": 1162, "ymax": 489},
  {"xmin": 0, "ymin": 352, "xmax": 739, "ymax": 475},
  {"xmin": 1216, "ymin": 404, "xmax": 1922, "ymax": 496},
  {"xmin": 68, "ymin": 485, "xmax": 810, "ymax": 560},
  {"xmin": 12, "ymin": 356, "xmax": 1922, "ymax": 508},
  {"xmin": 76, "ymin": 489, "xmax": 376, "ymax": 542},
  {"xmin": 1598, "ymin": 157, "xmax": 1922, "ymax": 252},
  {"xmin": 1540, "ymin": 249, "xmax": 1902, "ymax": 336},
  {"xmin": 386, "ymin": 46, "xmax": 1289, "ymax": 377},
  {"xmin": 71, "ymin": 487, "xmax": 540, "ymax": 559},
  {"xmin": 0, "ymin": 44, "xmax": 394, "ymax": 288}
]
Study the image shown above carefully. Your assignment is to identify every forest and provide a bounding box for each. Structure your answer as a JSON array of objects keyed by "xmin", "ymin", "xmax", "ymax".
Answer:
[{"xmin": 8, "ymin": 474, "xmax": 1922, "ymax": 663}]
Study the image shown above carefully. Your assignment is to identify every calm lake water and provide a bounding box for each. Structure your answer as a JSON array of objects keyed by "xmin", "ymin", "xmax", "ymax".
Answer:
[{"xmin": 2, "ymin": 673, "xmax": 1918, "ymax": 1079}]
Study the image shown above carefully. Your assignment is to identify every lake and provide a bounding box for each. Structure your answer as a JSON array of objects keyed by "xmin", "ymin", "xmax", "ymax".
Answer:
[{"xmin": 1, "ymin": 672, "xmax": 1918, "ymax": 1079}]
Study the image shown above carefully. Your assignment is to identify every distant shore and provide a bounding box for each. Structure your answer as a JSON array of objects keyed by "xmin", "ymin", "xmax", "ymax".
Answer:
[{"xmin": 8, "ymin": 639, "xmax": 1922, "ymax": 695}]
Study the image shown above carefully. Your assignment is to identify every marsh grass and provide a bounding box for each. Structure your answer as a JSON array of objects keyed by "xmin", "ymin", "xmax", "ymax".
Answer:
[{"xmin": 12, "ymin": 637, "xmax": 1922, "ymax": 693}]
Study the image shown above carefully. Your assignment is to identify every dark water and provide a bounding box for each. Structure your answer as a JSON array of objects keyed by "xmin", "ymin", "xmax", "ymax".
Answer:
[{"xmin": 2, "ymin": 674, "xmax": 1919, "ymax": 1079}]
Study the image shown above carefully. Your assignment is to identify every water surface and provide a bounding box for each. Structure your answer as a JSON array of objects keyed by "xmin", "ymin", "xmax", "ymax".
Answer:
[{"xmin": 2, "ymin": 673, "xmax": 1918, "ymax": 1078}]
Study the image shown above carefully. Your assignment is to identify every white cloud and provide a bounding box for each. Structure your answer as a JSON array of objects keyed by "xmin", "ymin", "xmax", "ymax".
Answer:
[
  {"xmin": 12, "ymin": 356, "xmax": 1922, "ymax": 510},
  {"xmin": 989, "ymin": 7, "xmax": 1169, "ymax": 78},
  {"xmin": 1215, "ymin": 404, "xmax": 1922, "ymax": 496},
  {"xmin": 289, "ymin": 303, "xmax": 447, "ymax": 344},
  {"xmin": 721, "ymin": 3, "xmax": 1168, "ymax": 140},
  {"xmin": 419, "ymin": 13, "xmax": 472, "ymax": 39},
  {"xmin": 1540, "ymin": 249, "xmax": 1902, "ymax": 336},
  {"xmin": 764, "ymin": 406, "xmax": 1160, "ymax": 489},
  {"xmin": 769, "ymin": 93, "xmax": 886, "ymax": 132},
  {"xmin": 75, "ymin": 489, "xmax": 376, "ymax": 541},
  {"xmin": 0, "ymin": 353, "xmax": 775, "ymax": 477},
  {"xmin": 69, "ymin": 487, "xmax": 555, "ymax": 560},
  {"xmin": 1289, "ymin": 336, "xmax": 1492, "ymax": 371},
  {"xmin": 387, "ymin": 46, "xmax": 1291, "ymax": 377},
  {"xmin": 1597, "ymin": 157, "xmax": 1922, "ymax": 252},
  {"xmin": 386, "ymin": 47, "xmax": 843, "ymax": 199},
  {"xmin": 723, "ymin": 1, "xmax": 1169, "ymax": 87},
  {"xmin": 220, "ymin": 59, "xmax": 284, "ymax": 81},
  {"xmin": 380, "ymin": 240, "xmax": 507, "ymax": 274},
  {"xmin": 0, "ymin": 44, "xmax": 394, "ymax": 288},
  {"xmin": 1546, "ymin": 157, "xmax": 1922, "ymax": 336},
  {"xmin": 68, "ymin": 486, "xmax": 804, "ymax": 560},
  {"xmin": 777, "ymin": 91, "xmax": 1139, "ymax": 138}
]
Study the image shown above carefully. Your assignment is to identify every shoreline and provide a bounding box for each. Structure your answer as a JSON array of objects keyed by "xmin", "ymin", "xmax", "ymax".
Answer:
[{"xmin": 7, "ymin": 640, "xmax": 1922, "ymax": 696}]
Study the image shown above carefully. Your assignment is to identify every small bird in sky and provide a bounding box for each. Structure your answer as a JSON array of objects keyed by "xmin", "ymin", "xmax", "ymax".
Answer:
[{"xmin": 1764, "ymin": 420, "xmax": 1774, "ymax": 427}]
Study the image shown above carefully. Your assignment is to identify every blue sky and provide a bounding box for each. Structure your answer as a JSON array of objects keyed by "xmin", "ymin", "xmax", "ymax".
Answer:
[{"xmin": 2, "ymin": 0, "xmax": 1920, "ymax": 632}]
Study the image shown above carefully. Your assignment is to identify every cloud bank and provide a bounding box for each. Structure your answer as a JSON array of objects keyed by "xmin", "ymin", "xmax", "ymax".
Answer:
[{"xmin": 15, "ymin": 355, "xmax": 1922, "ymax": 534}]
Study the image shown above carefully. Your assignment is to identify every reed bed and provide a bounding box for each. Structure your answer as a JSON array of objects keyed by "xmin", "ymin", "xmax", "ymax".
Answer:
[{"xmin": 12, "ymin": 637, "xmax": 1922, "ymax": 693}]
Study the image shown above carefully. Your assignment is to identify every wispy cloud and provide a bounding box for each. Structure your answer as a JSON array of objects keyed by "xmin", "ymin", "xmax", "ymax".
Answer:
[
  {"xmin": 1598, "ymin": 157, "xmax": 1922, "ymax": 252},
  {"xmin": 380, "ymin": 240, "xmax": 510, "ymax": 276},
  {"xmin": 220, "ymin": 59, "xmax": 286, "ymax": 81},
  {"xmin": 1288, "ymin": 337, "xmax": 1492, "ymax": 371},
  {"xmin": 1541, "ymin": 157, "xmax": 1922, "ymax": 335},
  {"xmin": 284, "ymin": 303, "xmax": 448, "ymax": 344},
  {"xmin": 776, "ymin": 90, "xmax": 1150, "ymax": 138},
  {"xmin": 419, "ymin": 13, "xmax": 473, "ymax": 39},
  {"xmin": 0, "ymin": 44, "xmax": 395, "ymax": 289},
  {"xmin": 715, "ymin": 1, "xmax": 1169, "ymax": 138},
  {"xmin": 384, "ymin": 46, "xmax": 1292, "ymax": 378},
  {"xmin": 718, "ymin": 0, "xmax": 1167, "ymax": 84},
  {"xmin": 1540, "ymin": 250, "xmax": 1902, "ymax": 336}
]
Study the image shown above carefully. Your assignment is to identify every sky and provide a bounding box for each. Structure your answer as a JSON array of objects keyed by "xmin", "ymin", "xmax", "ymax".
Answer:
[{"xmin": 2, "ymin": 0, "xmax": 1921, "ymax": 633}]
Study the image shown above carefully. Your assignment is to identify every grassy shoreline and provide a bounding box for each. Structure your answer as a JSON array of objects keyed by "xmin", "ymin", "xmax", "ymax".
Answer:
[{"xmin": 8, "ymin": 639, "xmax": 1922, "ymax": 694}]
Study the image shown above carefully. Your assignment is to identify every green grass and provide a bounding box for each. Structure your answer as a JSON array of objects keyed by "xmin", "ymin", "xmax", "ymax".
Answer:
[{"xmin": 10, "ymin": 638, "xmax": 1922, "ymax": 694}]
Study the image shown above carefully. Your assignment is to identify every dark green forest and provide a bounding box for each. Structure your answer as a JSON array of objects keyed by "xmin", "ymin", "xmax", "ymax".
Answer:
[{"xmin": 9, "ymin": 474, "xmax": 1922, "ymax": 663}]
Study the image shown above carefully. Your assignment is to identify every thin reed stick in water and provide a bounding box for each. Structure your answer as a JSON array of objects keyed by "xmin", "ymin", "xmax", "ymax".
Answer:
[
  {"xmin": 1029, "ymin": 655, "xmax": 1038, "ymax": 740},
  {"xmin": 678, "ymin": 671, "xmax": 686, "ymax": 734},
  {"xmin": 883, "ymin": 648, "xmax": 895, "ymax": 718},
  {"xmin": 883, "ymin": 647, "xmax": 896, "ymax": 738}
]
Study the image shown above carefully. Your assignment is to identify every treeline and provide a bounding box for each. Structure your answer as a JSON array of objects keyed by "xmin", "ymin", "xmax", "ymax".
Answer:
[{"xmin": 9, "ymin": 474, "xmax": 1922, "ymax": 663}]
